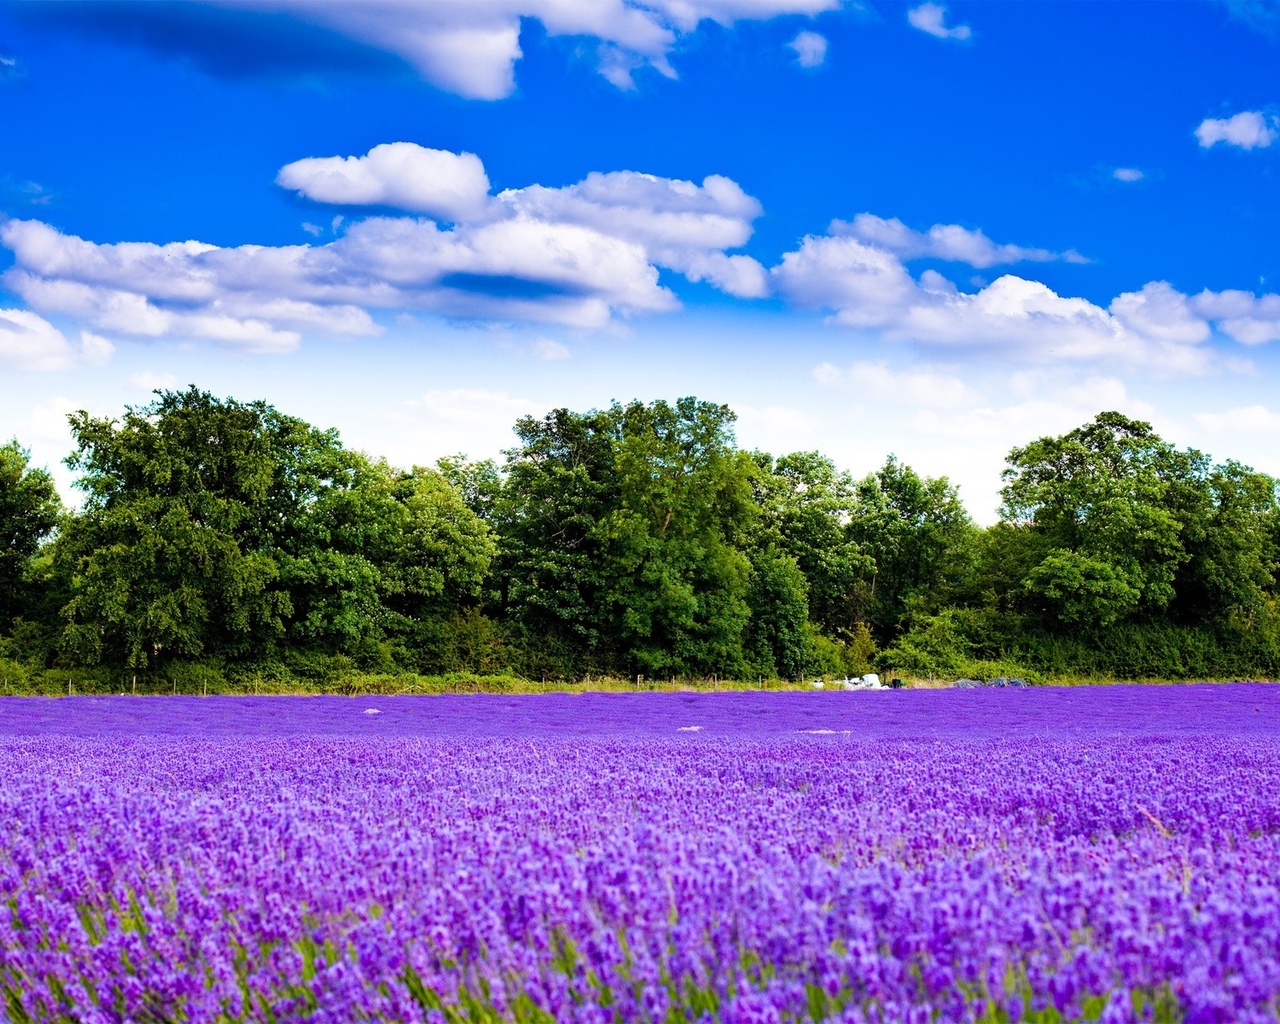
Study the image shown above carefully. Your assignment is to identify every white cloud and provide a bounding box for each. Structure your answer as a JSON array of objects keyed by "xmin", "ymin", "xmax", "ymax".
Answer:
[
  {"xmin": 1112, "ymin": 167, "xmax": 1144, "ymax": 182},
  {"xmin": 277, "ymin": 143, "xmax": 493, "ymax": 223},
  {"xmin": 908, "ymin": 375, "xmax": 1152, "ymax": 447},
  {"xmin": 831, "ymin": 214, "xmax": 1081, "ymax": 268},
  {"xmin": 500, "ymin": 168, "xmax": 768, "ymax": 297},
  {"xmin": 1190, "ymin": 288, "xmax": 1280, "ymax": 345},
  {"xmin": 240, "ymin": 0, "xmax": 839, "ymax": 99},
  {"xmin": 26, "ymin": 396, "xmax": 80, "ymax": 446},
  {"xmin": 0, "ymin": 308, "xmax": 77, "ymax": 371},
  {"xmin": 1, "ymin": 145, "xmax": 768, "ymax": 344},
  {"xmin": 907, "ymin": 2, "xmax": 971, "ymax": 40},
  {"xmin": 1195, "ymin": 404, "xmax": 1280, "ymax": 434},
  {"xmin": 813, "ymin": 359, "xmax": 969, "ymax": 408},
  {"xmin": 79, "ymin": 331, "xmax": 115, "ymax": 365},
  {"xmin": 130, "ymin": 371, "xmax": 180, "ymax": 391},
  {"xmin": 772, "ymin": 224, "xmax": 1280, "ymax": 374},
  {"xmin": 596, "ymin": 45, "xmax": 653, "ymax": 91},
  {"xmin": 3, "ymin": 214, "xmax": 672, "ymax": 340},
  {"xmin": 787, "ymin": 30, "xmax": 827, "ymax": 67},
  {"xmin": 1195, "ymin": 110, "xmax": 1278, "ymax": 150},
  {"xmin": 405, "ymin": 387, "xmax": 537, "ymax": 427},
  {"xmin": 532, "ymin": 338, "xmax": 570, "ymax": 360},
  {"xmin": 769, "ymin": 232, "xmax": 1240, "ymax": 374},
  {"xmin": 375, "ymin": 387, "xmax": 546, "ymax": 465},
  {"xmin": 0, "ymin": 309, "xmax": 110, "ymax": 372},
  {"xmin": 773, "ymin": 234, "xmax": 918, "ymax": 321},
  {"xmin": 1108, "ymin": 281, "xmax": 1210, "ymax": 345},
  {"xmin": 733, "ymin": 403, "xmax": 819, "ymax": 436}
]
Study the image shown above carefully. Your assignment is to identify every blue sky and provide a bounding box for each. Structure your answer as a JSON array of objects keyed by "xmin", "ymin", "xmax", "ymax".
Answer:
[{"xmin": 2, "ymin": 0, "xmax": 1279, "ymax": 519}]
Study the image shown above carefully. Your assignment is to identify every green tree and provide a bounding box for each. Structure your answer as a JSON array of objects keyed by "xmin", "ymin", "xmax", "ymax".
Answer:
[
  {"xmin": 386, "ymin": 467, "xmax": 496, "ymax": 617},
  {"xmin": 56, "ymin": 389, "xmax": 297, "ymax": 668},
  {"xmin": 494, "ymin": 406, "xmax": 620, "ymax": 672},
  {"xmin": 847, "ymin": 456, "xmax": 975, "ymax": 638},
  {"xmin": 600, "ymin": 398, "xmax": 757, "ymax": 677},
  {"xmin": 494, "ymin": 398, "xmax": 759, "ymax": 677},
  {"xmin": 0, "ymin": 441, "xmax": 61, "ymax": 630},
  {"xmin": 52, "ymin": 387, "xmax": 494, "ymax": 672},
  {"xmin": 435, "ymin": 455, "xmax": 503, "ymax": 522},
  {"xmin": 1000, "ymin": 412, "xmax": 1203, "ymax": 629},
  {"xmin": 753, "ymin": 451, "xmax": 871, "ymax": 637},
  {"xmin": 380, "ymin": 466, "xmax": 498, "ymax": 671},
  {"xmin": 743, "ymin": 547, "xmax": 811, "ymax": 679},
  {"xmin": 1173, "ymin": 461, "xmax": 1278, "ymax": 624}
]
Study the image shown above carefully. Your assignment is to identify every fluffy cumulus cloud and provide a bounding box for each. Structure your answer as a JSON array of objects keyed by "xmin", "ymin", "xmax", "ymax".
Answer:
[
  {"xmin": 906, "ymin": 2, "xmax": 971, "ymax": 40},
  {"xmin": 0, "ymin": 308, "xmax": 113, "ymax": 371},
  {"xmin": 1188, "ymin": 288, "xmax": 1280, "ymax": 344},
  {"xmin": 277, "ymin": 143, "xmax": 492, "ymax": 222},
  {"xmin": 787, "ymin": 30, "xmax": 827, "ymax": 67},
  {"xmin": 1108, "ymin": 281, "xmax": 1210, "ymax": 346},
  {"xmin": 499, "ymin": 169, "xmax": 768, "ymax": 297},
  {"xmin": 0, "ymin": 143, "xmax": 768, "ymax": 346},
  {"xmin": 771, "ymin": 222, "xmax": 1280, "ymax": 374},
  {"xmin": 831, "ymin": 214, "xmax": 1083, "ymax": 268},
  {"xmin": 12, "ymin": 144, "xmax": 1280, "ymax": 370},
  {"xmin": 1195, "ymin": 110, "xmax": 1278, "ymax": 150},
  {"xmin": 215, "ymin": 0, "xmax": 839, "ymax": 98}
]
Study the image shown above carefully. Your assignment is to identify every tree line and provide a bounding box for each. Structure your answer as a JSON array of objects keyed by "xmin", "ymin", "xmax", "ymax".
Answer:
[{"xmin": 2, "ymin": 387, "xmax": 1278, "ymax": 687}]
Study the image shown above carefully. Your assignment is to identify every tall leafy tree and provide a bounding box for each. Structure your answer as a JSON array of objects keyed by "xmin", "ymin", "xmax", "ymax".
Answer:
[
  {"xmin": 1172, "ymin": 461, "xmax": 1278, "ymax": 624},
  {"xmin": 600, "ymin": 398, "xmax": 757, "ymax": 676},
  {"xmin": 494, "ymin": 398, "xmax": 759, "ymax": 676},
  {"xmin": 435, "ymin": 456, "xmax": 503, "ymax": 522},
  {"xmin": 53, "ymin": 387, "xmax": 494, "ymax": 671},
  {"xmin": 0, "ymin": 441, "xmax": 61, "ymax": 630},
  {"xmin": 1000, "ymin": 412, "xmax": 1204, "ymax": 628},
  {"xmin": 494, "ymin": 407, "xmax": 620, "ymax": 670},
  {"xmin": 57, "ymin": 389, "xmax": 296, "ymax": 667},
  {"xmin": 743, "ymin": 547, "xmax": 811, "ymax": 679},
  {"xmin": 847, "ymin": 456, "xmax": 975, "ymax": 638},
  {"xmin": 754, "ymin": 451, "xmax": 870, "ymax": 637},
  {"xmin": 383, "ymin": 466, "xmax": 497, "ymax": 624}
]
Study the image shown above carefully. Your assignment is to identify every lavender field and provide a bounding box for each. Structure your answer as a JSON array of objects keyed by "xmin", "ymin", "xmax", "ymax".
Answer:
[{"xmin": 2, "ymin": 687, "xmax": 1279, "ymax": 1023}]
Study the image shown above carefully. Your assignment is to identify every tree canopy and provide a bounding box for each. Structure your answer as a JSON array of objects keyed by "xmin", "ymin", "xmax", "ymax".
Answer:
[
  {"xmin": 0, "ymin": 440, "xmax": 61, "ymax": 630},
  {"xmin": 3, "ymin": 395, "xmax": 1278, "ymax": 685}
]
